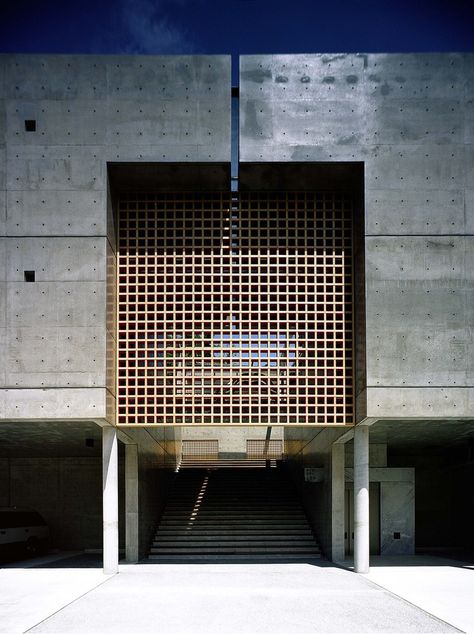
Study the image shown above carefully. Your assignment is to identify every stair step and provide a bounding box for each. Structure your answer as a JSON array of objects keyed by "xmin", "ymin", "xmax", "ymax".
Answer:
[
  {"xmin": 159, "ymin": 516, "xmax": 308, "ymax": 521},
  {"xmin": 154, "ymin": 535, "xmax": 313, "ymax": 540},
  {"xmin": 159, "ymin": 518, "xmax": 309, "ymax": 524},
  {"xmin": 157, "ymin": 522, "xmax": 310, "ymax": 528},
  {"xmin": 156, "ymin": 527, "xmax": 313, "ymax": 537},
  {"xmin": 149, "ymin": 546, "xmax": 320, "ymax": 554},
  {"xmin": 168, "ymin": 493, "xmax": 295, "ymax": 496},
  {"xmin": 148, "ymin": 553, "xmax": 321, "ymax": 563},
  {"xmin": 163, "ymin": 503, "xmax": 300, "ymax": 506},
  {"xmin": 179, "ymin": 461, "xmax": 278, "ymax": 468},
  {"xmin": 147, "ymin": 467, "xmax": 320, "ymax": 561},
  {"xmin": 158, "ymin": 523, "xmax": 309, "ymax": 528},
  {"xmin": 166, "ymin": 500, "xmax": 298, "ymax": 504},
  {"xmin": 170, "ymin": 489, "xmax": 294, "ymax": 493},
  {"xmin": 164, "ymin": 503, "xmax": 300, "ymax": 507},
  {"xmin": 151, "ymin": 539, "xmax": 315, "ymax": 552},
  {"xmin": 161, "ymin": 509, "xmax": 304, "ymax": 513},
  {"xmin": 166, "ymin": 501, "xmax": 295, "ymax": 505},
  {"xmin": 163, "ymin": 509, "xmax": 301, "ymax": 513}
]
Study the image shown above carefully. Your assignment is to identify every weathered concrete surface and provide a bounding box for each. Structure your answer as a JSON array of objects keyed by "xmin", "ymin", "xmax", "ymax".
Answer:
[
  {"xmin": 240, "ymin": 53, "xmax": 474, "ymax": 420},
  {"xmin": 0, "ymin": 54, "xmax": 231, "ymax": 423},
  {"xmin": 1, "ymin": 51, "xmax": 473, "ymax": 425}
]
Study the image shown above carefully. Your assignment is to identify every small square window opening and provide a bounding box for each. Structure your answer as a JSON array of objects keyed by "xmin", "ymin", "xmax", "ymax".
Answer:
[
  {"xmin": 25, "ymin": 120, "xmax": 36, "ymax": 132},
  {"xmin": 24, "ymin": 270, "xmax": 35, "ymax": 282}
]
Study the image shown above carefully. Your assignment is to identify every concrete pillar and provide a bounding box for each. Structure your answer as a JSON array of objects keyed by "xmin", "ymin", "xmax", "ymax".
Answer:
[
  {"xmin": 102, "ymin": 426, "xmax": 119, "ymax": 575},
  {"xmin": 331, "ymin": 442, "xmax": 345, "ymax": 562},
  {"xmin": 125, "ymin": 444, "xmax": 139, "ymax": 562},
  {"xmin": 354, "ymin": 425, "xmax": 370, "ymax": 573}
]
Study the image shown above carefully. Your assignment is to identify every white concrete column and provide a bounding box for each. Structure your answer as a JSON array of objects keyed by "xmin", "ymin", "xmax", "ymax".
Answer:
[
  {"xmin": 354, "ymin": 425, "xmax": 370, "ymax": 573},
  {"xmin": 102, "ymin": 426, "xmax": 119, "ymax": 574},
  {"xmin": 331, "ymin": 442, "xmax": 345, "ymax": 562},
  {"xmin": 125, "ymin": 444, "xmax": 139, "ymax": 562}
]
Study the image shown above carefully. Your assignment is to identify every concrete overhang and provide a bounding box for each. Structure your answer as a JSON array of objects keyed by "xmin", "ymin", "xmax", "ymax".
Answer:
[
  {"xmin": 368, "ymin": 418, "xmax": 474, "ymax": 451},
  {"xmin": 0, "ymin": 420, "xmax": 105, "ymax": 457},
  {"xmin": 108, "ymin": 162, "xmax": 231, "ymax": 193},
  {"xmin": 238, "ymin": 162, "xmax": 364, "ymax": 191}
]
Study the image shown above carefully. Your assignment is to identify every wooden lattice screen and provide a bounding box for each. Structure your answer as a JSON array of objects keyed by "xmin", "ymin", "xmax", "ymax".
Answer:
[{"xmin": 117, "ymin": 191, "xmax": 353, "ymax": 425}]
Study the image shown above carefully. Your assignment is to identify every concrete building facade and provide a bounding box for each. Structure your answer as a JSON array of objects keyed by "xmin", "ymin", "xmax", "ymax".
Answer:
[{"xmin": 0, "ymin": 53, "xmax": 473, "ymax": 573}]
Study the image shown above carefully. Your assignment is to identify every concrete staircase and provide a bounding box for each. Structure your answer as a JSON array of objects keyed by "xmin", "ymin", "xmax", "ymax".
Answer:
[{"xmin": 148, "ymin": 467, "xmax": 321, "ymax": 561}]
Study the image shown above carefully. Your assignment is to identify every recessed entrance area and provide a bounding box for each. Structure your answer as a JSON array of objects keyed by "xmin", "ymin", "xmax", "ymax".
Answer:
[{"xmin": 105, "ymin": 160, "xmax": 365, "ymax": 564}]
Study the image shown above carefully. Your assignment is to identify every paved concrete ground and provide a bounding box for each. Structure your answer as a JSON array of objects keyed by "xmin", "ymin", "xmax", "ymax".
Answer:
[
  {"xmin": 1, "ymin": 555, "xmax": 463, "ymax": 634},
  {"xmin": 366, "ymin": 556, "xmax": 474, "ymax": 634},
  {"xmin": 0, "ymin": 555, "xmax": 107, "ymax": 634},
  {"xmin": 335, "ymin": 555, "xmax": 474, "ymax": 634}
]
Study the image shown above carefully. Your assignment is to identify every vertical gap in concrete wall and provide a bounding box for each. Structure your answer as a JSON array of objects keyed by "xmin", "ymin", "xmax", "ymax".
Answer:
[
  {"xmin": 353, "ymin": 168, "xmax": 366, "ymax": 422},
  {"xmin": 231, "ymin": 86, "xmax": 239, "ymax": 193},
  {"xmin": 7, "ymin": 457, "xmax": 11, "ymax": 507}
]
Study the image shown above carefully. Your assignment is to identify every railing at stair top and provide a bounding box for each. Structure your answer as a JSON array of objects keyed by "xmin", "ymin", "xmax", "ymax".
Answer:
[
  {"xmin": 178, "ymin": 439, "xmax": 284, "ymax": 466},
  {"xmin": 181, "ymin": 440, "xmax": 219, "ymax": 462},
  {"xmin": 246, "ymin": 439, "xmax": 284, "ymax": 460}
]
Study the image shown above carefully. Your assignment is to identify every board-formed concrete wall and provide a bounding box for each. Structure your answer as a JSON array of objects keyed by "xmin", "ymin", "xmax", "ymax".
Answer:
[
  {"xmin": 240, "ymin": 53, "xmax": 474, "ymax": 420},
  {"xmin": 0, "ymin": 54, "xmax": 231, "ymax": 423}
]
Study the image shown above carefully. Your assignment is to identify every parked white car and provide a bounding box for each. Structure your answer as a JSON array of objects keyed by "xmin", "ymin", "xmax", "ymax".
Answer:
[{"xmin": 0, "ymin": 508, "xmax": 50, "ymax": 558}]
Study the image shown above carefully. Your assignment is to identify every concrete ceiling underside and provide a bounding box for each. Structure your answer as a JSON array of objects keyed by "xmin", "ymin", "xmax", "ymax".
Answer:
[
  {"xmin": 1, "ymin": 420, "xmax": 473, "ymax": 457},
  {"xmin": 0, "ymin": 421, "xmax": 105, "ymax": 457},
  {"xmin": 238, "ymin": 162, "xmax": 364, "ymax": 191},
  {"xmin": 108, "ymin": 162, "xmax": 231, "ymax": 192},
  {"xmin": 369, "ymin": 419, "xmax": 474, "ymax": 449}
]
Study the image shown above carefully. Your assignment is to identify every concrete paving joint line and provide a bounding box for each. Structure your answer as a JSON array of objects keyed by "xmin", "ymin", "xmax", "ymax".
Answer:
[
  {"xmin": 22, "ymin": 573, "xmax": 117, "ymax": 634},
  {"xmin": 334, "ymin": 560, "xmax": 465, "ymax": 634},
  {"xmin": 359, "ymin": 574, "xmax": 464, "ymax": 633}
]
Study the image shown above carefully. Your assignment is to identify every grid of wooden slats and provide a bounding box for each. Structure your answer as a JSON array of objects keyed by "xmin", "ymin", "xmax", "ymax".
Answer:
[{"xmin": 117, "ymin": 191, "xmax": 353, "ymax": 425}]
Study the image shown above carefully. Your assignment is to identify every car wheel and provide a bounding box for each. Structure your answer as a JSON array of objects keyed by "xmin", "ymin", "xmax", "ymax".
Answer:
[{"xmin": 25, "ymin": 537, "xmax": 40, "ymax": 556}]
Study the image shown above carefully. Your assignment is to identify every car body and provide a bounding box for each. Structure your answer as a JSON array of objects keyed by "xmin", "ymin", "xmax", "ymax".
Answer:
[{"xmin": 0, "ymin": 507, "xmax": 50, "ymax": 558}]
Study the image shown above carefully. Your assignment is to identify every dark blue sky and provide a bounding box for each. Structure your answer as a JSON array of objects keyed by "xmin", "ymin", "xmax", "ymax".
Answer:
[{"xmin": 2, "ymin": 0, "xmax": 473, "ymax": 82}]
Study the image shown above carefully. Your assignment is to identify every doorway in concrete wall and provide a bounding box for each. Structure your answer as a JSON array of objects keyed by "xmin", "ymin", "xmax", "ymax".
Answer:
[{"xmin": 345, "ymin": 483, "xmax": 380, "ymax": 556}]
